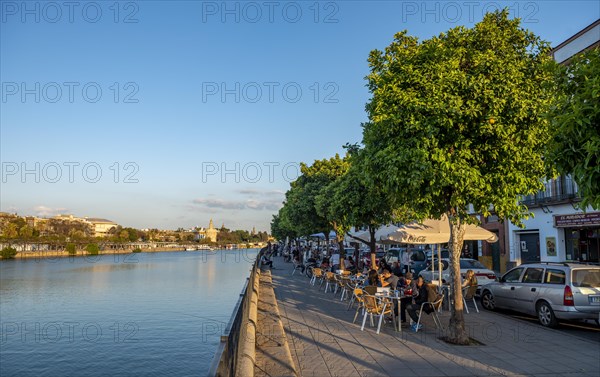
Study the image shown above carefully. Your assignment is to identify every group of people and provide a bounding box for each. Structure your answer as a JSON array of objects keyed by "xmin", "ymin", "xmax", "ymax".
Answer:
[{"xmin": 364, "ymin": 264, "xmax": 478, "ymax": 331}]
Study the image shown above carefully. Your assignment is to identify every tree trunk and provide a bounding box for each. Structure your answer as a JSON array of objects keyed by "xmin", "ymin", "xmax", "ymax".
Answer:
[
  {"xmin": 338, "ymin": 239, "xmax": 345, "ymax": 270},
  {"xmin": 447, "ymin": 212, "xmax": 469, "ymax": 344},
  {"xmin": 369, "ymin": 226, "xmax": 377, "ymax": 270}
]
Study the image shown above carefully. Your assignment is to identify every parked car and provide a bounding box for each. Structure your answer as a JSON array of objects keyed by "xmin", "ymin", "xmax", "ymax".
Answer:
[
  {"xmin": 418, "ymin": 258, "xmax": 498, "ymax": 288},
  {"xmin": 383, "ymin": 247, "xmax": 428, "ymax": 274},
  {"xmin": 480, "ymin": 262, "xmax": 600, "ymax": 327},
  {"xmin": 361, "ymin": 250, "xmax": 385, "ymax": 269}
]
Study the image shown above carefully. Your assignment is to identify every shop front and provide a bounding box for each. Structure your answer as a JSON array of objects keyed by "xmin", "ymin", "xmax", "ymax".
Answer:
[{"xmin": 554, "ymin": 212, "xmax": 600, "ymax": 263}]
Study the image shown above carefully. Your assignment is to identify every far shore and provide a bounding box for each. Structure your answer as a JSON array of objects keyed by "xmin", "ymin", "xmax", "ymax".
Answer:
[{"xmin": 2, "ymin": 247, "xmax": 258, "ymax": 260}]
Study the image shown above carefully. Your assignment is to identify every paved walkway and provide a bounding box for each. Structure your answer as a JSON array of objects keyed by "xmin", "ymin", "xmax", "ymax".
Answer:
[{"xmin": 269, "ymin": 257, "xmax": 600, "ymax": 377}]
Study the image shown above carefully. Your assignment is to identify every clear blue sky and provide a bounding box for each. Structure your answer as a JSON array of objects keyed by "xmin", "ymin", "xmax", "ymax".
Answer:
[{"xmin": 1, "ymin": 1, "xmax": 598, "ymax": 232}]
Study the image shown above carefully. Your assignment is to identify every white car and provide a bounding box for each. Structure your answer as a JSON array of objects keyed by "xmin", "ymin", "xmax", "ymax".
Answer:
[{"xmin": 419, "ymin": 258, "xmax": 498, "ymax": 288}]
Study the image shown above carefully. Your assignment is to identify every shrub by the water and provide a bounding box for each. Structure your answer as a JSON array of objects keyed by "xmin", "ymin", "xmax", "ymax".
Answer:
[
  {"xmin": 66, "ymin": 243, "xmax": 77, "ymax": 255},
  {"xmin": 132, "ymin": 248, "xmax": 142, "ymax": 253},
  {"xmin": 1, "ymin": 247, "xmax": 18, "ymax": 259},
  {"xmin": 86, "ymin": 243, "xmax": 100, "ymax": 255}
]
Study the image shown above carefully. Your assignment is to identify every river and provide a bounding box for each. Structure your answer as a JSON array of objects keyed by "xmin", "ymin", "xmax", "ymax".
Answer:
[{"xmin": 0, "ymin": 249, "xmax": 257, "ymax": 377}]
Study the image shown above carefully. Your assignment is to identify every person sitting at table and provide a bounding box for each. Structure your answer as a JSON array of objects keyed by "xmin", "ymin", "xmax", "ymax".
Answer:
[
  {"xmin": 367, "ymin": 269, "xmax": 380, "ymax": 286},
  {"xmin": 462, "ymin": 269, "xmax": 478, "ymax": 299},
  {"xmin": 397, "ymin": 272, "xmax": 416, "ymax": 324},
  {"xmin": 320, "ymin": 258, "xmax": 330, "ymax": 271},
  {"xmin": 406, "ymin": 276, "xmax": 430, "ymax": 331},
  {"xmin": 381, "ymin": 268, "xmax": 400, "ymax": 290}
]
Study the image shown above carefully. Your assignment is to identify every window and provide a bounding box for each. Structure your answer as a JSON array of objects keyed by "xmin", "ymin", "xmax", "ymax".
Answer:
[
  {"xmin": 503, "ymin": 268, "xmax": 524, "ymax": 283},
  {"xmin": 411, "ymin": 250, "xmax": 425, "ymax": 262},
  {"xmin": 544, "ymin": 269, "xmax": 566, "ymax": 285},
  {"xmin": 523, "ymin": 268, "xmax": 544, "ymax": 283},
  {"xmin": 460, "ymin": 260, "xmax": 486, "ymax": 269},
  {"xmin": 572, "ymin": 269, "xmax": 600, "ymax": 288}
]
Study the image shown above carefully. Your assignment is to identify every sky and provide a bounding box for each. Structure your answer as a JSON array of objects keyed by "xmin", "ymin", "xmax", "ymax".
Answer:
[{"xmin": 1, "ymin": 0, "xmax": 598, "ymax": 232}]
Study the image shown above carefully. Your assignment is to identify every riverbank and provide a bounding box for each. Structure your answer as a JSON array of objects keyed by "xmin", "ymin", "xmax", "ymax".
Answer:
[{"xmin": 3, "ymin": 247, "xmax": 247, "ymax": 260}]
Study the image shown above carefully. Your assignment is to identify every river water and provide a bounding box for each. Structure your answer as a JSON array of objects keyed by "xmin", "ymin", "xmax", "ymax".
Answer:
[{"xmin": 0, "ymin": 249, "xmax": 257, "ymax": 377}]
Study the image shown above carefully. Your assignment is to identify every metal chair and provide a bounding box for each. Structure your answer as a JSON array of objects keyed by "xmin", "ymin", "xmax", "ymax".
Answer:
[
  {"xmin": 360, "ymin": 294, "xmax": 394, "ymax": 334},
  {"xmin": 324, "ymin": 272, "xmax": 337, "ymax": 293},
  {"xmin": 310, "ymin": 268, "xmax": 323, "ymax": 286},
  {"xmin": 415, "ymin": 292, "xmax": 445, "ymax": 332},
  {"xmin": 462, "ymin": 285, "xmax": 479, "ymax": 313}
]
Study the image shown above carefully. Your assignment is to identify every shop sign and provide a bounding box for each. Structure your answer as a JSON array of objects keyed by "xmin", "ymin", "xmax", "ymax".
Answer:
[{"xmin": 554, "ymin": 212, "xmax": 600, "ymax": 227}]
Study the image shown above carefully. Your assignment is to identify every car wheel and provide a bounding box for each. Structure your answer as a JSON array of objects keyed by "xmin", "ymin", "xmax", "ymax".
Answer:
[
  {"xmin": 481, "ymin": 291, "xmax": 495, "ymax": 310},
  {"xmin": 536, "ymin": 301, "xmax": 558, "ymax": 328}
]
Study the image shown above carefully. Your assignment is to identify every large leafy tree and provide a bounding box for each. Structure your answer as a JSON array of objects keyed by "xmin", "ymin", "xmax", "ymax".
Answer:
[
  {"xmin": 333, "ymin": 145, "xmax": 400, "ymax": 268},
  {"xmin": 547, "ymin": 49, "xmax": 600, "ymax": 210},
  {"xmin": 280, "ymin": 154, "xmax": 348, "ymax": 247},
  {"xmin": 363, "ymin": 11, "xmax": 556, "ymax": 343}
]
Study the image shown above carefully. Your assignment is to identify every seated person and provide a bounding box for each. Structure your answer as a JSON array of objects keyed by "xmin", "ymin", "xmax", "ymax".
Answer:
[
  {"xmin": 381, "ymin": 268, "xmax": 400, "ymax": 290},
  {"xmin": 397, "ymin": 272, "xmax": 416, "ymax": 324},
  {"xmin": 367, "ymin": 269, "xmax": 380, "ymax": 286},
  {"xmin": 320, "ymin": 258, "xmax": 330, "ymax": 271},
  {"xmin": 406, "ymin": 276, "xmax": 430, "ymax": 331},
  {"xmin": 391, "ymin": 261, "xmax": 403, "ymax": 277},
  {"xmin": 462, "ymin": 269, "xmax": 478, "ymax": 299},
  {"xmin": 260, "ymin": 252, "xmax": 273, "ymax": 268}
]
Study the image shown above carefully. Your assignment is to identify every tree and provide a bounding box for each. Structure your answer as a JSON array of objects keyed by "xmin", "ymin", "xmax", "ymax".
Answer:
[
  {"xmin": 362, "ymin": 11, "xmax": 556, "ymax": 344},
  {"xmin": 2, "ymin": 223, "xmax": 19, "ymax": 240},
  {"xmin": 334, "ymin": 145, "xmax": 401, "ymax": 269},
  {"xmin": 546, "ymin": 49, "xmax": 600, "ymax": 210},
  {"xmin": 282, "ymin": 156, "xmax": 348, "ymax": 242}
]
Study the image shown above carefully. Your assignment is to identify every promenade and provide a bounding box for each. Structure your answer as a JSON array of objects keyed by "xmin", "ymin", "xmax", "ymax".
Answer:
[{"xmin": 267, "ymin": 257, "xmax": 600, "ymax": 377}]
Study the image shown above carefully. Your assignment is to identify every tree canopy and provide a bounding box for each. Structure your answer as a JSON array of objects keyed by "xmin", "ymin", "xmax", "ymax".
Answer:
[
  {"xmin": 546, "ymin": 49, "xmax": 600, "ymax": 210},
  {"xmin": 362, "ymin": 10, "xmax": 556, "ymax": 343}
]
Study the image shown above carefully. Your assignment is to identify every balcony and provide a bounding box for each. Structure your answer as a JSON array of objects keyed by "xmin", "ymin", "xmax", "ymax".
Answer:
[{"xmin": 520, "ymin": 176, "xmax": 580, "ymax": 207}]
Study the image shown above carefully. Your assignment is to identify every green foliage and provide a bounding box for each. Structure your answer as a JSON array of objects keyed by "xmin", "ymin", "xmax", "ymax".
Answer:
[
  {"xmin": 362, "ymin": 10, "xmax": 556, "ymax": 343},
  {"xmin": 66, "ymin": 243, "xmax": 77, "ymax": 255},
  {"xmin": 85, "ymin": 243, "xmax": 100, "ymax": 255},
  {"xmin": 546, "ymin": 49, "xmax": 600, "ymax": 210},
  {"xmin": 363, "ymin": 10, "xmax": 556, "ymax": 226},
  {"xmin": 1, "ymin": 222, "xmax": 19, "ymax": 239},
  {"xmin": 132, "ymin": 248, "xmax": 142, "ymax": 253},
  {"xmin": 283, "ymin": 154, "xmax": 350, "ymax": 238},
  {"xmin": 0, "ymin": 247, "xmax": 18, "ymax": 259}
]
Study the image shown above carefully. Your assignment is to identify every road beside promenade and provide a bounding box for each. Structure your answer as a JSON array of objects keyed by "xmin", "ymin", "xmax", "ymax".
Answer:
[{"xmin": 268, "ymin": 257, "xmax": 600, "ymax": 377}]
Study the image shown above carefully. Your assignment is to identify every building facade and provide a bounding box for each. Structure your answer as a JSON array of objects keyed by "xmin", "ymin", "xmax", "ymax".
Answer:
[{"xmin": 506, "ymin": 20, "xmax": 600, "ymax": 267}]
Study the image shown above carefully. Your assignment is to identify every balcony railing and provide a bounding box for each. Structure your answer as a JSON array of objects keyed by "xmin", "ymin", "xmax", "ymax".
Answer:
[{"xmin": 520, "ymin": 176, "xmax": 580, "ymax": 206}]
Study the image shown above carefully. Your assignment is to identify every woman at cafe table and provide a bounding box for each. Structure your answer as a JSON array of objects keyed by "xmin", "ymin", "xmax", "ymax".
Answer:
[
  {"xmin": 396, "ymin": 272, "xmax": 417, "ymax": 325},
  {"xmin": 406, "ymin": 276, "xmax": 430, "ymax": 331}
]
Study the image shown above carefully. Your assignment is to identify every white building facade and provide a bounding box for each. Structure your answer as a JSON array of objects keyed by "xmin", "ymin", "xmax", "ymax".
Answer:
[{"xmin": 507, "ymin": 20, "xmax": 600, "ymax": 268}]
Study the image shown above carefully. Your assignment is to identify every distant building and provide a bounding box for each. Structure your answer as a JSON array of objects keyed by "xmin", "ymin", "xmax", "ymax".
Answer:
[
  {"xmin": 205, "ymin": 219, "xmax": 218, "ymax": 243},
  {"xmin": 84, "ymin": 217, "xmax": 118, "ymax": 238}
]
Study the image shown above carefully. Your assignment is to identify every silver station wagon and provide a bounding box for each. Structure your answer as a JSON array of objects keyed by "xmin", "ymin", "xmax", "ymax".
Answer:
[{"xmin": 480, "ymin": 262, "xmax": 600, "ymax": 327}]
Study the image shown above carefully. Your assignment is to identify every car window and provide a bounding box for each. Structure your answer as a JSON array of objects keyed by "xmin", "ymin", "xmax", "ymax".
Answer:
[
  {"xmin": 572, "ymin": 269, "xmax": 600, "ymax": 288},
  {"xmin": 411, "ymin": 251, "xmax": 425, "ymax": 262},
  {"xmin": 459, "ymin": 260, "xmax": 486, "ymax": 269},
  {"xmin": 503, "ymin": 268, "xmax": 524, "ymax": 282},
  {"xmin": 544, "ymin": 269, "xmax": 566, "ymax": 285},
  {"xmin": 522, "ymin": 268, "xmax": 544, "ymax": 283}
]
